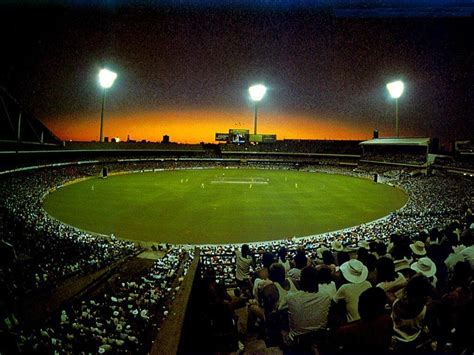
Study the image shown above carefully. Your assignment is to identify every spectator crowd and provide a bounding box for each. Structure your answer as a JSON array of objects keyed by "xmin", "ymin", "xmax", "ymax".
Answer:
[{"xmin": 0, "ymin": 158, "xmax": 473, "ymax": 353}]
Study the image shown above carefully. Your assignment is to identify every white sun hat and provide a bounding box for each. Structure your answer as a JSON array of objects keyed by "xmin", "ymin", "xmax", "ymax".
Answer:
[
  {"xmin": 340, "ymin": 259, "xmax": 368, "ymax": 284},
  {"xmin": 410, "ymin": 241, "xmax": 427, "ymax": 256},
  {"xmin": 411, "ymin": 257, "xmax": 437, "ymax": 278}
]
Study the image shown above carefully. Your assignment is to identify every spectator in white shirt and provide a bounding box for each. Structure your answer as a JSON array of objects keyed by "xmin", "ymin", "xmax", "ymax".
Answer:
[
  {"xmin": 285, "ymin": 266, "xmax": 331, "ymax": 343},
  {"xmin": 333, "ymin": 259, "xmax": 371, "ymax": 323},
  {"xmin": 235, "ymin": 244, "xmax": 254, "ymax": 293}
]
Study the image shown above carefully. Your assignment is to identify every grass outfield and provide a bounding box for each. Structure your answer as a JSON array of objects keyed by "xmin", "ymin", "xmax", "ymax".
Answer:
[{"xmin": 42, "ymin": 169, "xmax": 408, "ymax": 244}]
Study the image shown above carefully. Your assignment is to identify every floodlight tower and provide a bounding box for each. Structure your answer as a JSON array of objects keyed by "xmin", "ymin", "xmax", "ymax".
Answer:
[
  {"xmin": 98, "ymin": 68, "xmax": 117, "ymax": 142},
  {"xmin": 249, "ymin": 84, "xmax": 267, "ymax": 135},
  {"xmin": 386, "ymin": 80, "xmax": 404, "ymax": 138}
]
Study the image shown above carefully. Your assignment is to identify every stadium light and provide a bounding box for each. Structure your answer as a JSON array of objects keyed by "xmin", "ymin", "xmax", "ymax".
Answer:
[
  {"xmin": 249, "ymin": 84, "xmax": 267, "ymax": 135},
  {"xmin": 386, "ymin": 80, "xmax": 404, "ymax": 138},
  {"xmin": 98, "ymin": 68, "xmax": 117, "ymax": 142}
]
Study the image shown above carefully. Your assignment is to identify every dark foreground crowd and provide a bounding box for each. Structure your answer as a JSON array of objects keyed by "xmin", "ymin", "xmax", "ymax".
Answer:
[{"xmin": 199, "ymin": 223, "xmax": 473, "ymax": 353}]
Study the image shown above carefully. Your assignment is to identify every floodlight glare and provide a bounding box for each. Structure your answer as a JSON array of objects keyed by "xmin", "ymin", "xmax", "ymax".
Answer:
[
  {"xmin": 386, "ymin": 80, "xmax": 404, "ymax": 99},
  {"xmin": 386, "ymin": 80, "xmax": 405, "ymax": 138},
  {"xmin": 249, "ymin": 84, "xmax": 267, "ymax": 102},
  {"xmin": 249, "ymin": 84, "xmax": 267, "ymax": 135},
  {"xmin": 98, "ymin": 68, "xmax": 118, "ymax": 142},
  {"xmin": 99, "ymin": 69, "xmax": 117, "ymax": 89}
]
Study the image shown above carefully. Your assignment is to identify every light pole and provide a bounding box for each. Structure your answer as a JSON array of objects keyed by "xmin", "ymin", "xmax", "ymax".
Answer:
[
  {"xmin": 248, "ymin": 84, "xmax": 267, "ymax": 135},
  {"xmin": 98, "ymin": 68, "xmax": 117, "ymax": 142},
  {"xmin": 386, "ymin": 80, "xmax": 404, "ymax": 138}
]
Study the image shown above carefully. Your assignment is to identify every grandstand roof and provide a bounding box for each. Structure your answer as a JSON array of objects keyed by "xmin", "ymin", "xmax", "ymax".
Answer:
[
  {"xmin": 0, "ymin": 87, "xmax": 61, "ymax": 146},
  {"xmin": 359, "ymin": 138, "xmax": 430, "ymax": 147}
]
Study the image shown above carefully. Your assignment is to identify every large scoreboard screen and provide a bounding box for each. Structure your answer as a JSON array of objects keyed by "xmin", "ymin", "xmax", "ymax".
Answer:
[{"xmin": 229, "ymin": 129, "xmax": 249, "ymax": 144}]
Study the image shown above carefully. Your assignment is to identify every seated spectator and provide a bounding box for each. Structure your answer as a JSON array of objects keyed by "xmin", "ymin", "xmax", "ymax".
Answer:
[
  {"xmin": 257, "ymin": 263, "xmax": 298, "ymax": 345},
  {"xmin": 287, "ymin": 250, "xmax": 308, "ymax": 284},
  {"xmin": 393, "ymin": 256, "xmax": 416, "ymax": 280},
  {"xmin": 459, "ymin": 233, "xmax": 474, "ymax": 270},
  {"xmin": 429, "ymin": 227, "xmax": 441, "ymax": 246},
  {"xmin": 417, "ymin": 230, "xmax": 430, "ymax": 246},
  {"xmin": 315, "ymin": 246, "xmax": 328, "ymax": 264},
  {"xmin": 334, "ymin": 250, "xmax": 350, "ymax": 288},
  {"xmin": 335, "ymin": 287, "xmax": 393, "ymax": 353},
  {"xmin": 411, "ymin": 257, "xmax": 438, "ymax": 288},
  {"xmin": 284, "ymin": 266, "xmax": 331, "ymax": 345},
  {"xmin": 444, "ymin": 232, "xmax": 465, "ymax": 272},
  {"xmin": 357, "ymin": 247, "xmax": 369, "ymax": 266},
  {"xmin": 427, "ymin": 242, "xmax": 449, "ymax": 291},
  {"xmin": 333, "ymin": 259, "xmax": 371, "ymax": 323},
  {"xmin": 201, "ymin": 270, "xmax": 240, "ymax": 353},
  {"xmin": 248, "ymin": 260, "xmax": 296, "ymax": 336},
  {"xmin": 387, "ymin": 233, "xmax": 402, "ymax": 255},
  {"xmin": 261, "ymin": 263, "xmax": 298, "ymax": 316},
  {"xmin": 376, "ymin": 257, "xmax": 407, "ymax": 300},
  {"xmin": 440, "ymin": 261, "xmax": 473, "ymax": 349},
  {"xmin": 247, "ymin": 253, "xmax": 275, "ymax": 333},
  {"xmin": 364, "ymin": 253, "xmax": 378, "ymax": 286},
  {"xmin": 358, "ymin": 240, "xmax": 370, "ymax": 251},
  {"xmin": 336, "ymin": 250, "xmax": 350, "ymax": 267},
  {"xmin": 390, "ymin": 235, "xmax": 413, "ymax": 261},
  {"xmin": 331, "ymin": 240, "xmax": 344, "ymax": 253},
  {"xmin": 374, "ymin": 242, "xmax": 390, "ymax": 259},
  {"xmin": 252, "ymin": 252, "xmax": 274, "ymax": 299},
  {"xmin": 316, "ymin": 250, "xmax": 336, "ymax": 275},
  {"xmin": 442, "ymin": 260, "xmax": 472, "ymax": 308},
  {"xmin": 410, "ymin": 241, "xmax": 427, "ymax": 260},
  {"xmin": 317, "ymin": 267, "xmax": 336, "ymax": 299},
  {"xmin": 278, "ymin": 247, "xmax": 291, "ymax": 273},
  {"xmin": 391, "ymin": 275, "xmax": 434, "ymax": 349}
]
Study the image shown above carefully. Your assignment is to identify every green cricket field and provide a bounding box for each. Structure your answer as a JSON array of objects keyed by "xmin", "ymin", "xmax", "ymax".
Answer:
[{"xmin": 42, "ymin": 169, "xmax": 408, "ymax": 244}]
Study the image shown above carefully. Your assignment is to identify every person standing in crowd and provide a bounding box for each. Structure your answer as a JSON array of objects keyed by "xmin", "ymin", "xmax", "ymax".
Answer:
[{"xmin": 235, "ymin": 244, "xmax": 254, "ymax": 296}]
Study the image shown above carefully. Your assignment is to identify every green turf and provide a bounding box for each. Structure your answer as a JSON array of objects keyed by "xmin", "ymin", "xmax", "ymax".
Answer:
[{"xmin": 42, "ymin": 169, "xmax": 408, "ymax": 244}]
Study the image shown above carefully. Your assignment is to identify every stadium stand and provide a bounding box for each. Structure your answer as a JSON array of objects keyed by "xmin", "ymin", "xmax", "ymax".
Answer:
[
  {"xmin": 1, "ymin": 142, "xmax": 473, "ymax": 353},
  {"xmin": 359, "ymin": 138, "xmax": 429, "ymax": 167}
]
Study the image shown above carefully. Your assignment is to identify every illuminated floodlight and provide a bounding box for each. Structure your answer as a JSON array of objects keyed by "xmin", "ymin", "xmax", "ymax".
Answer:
[
  {"xmin": 386, "ymin": 80, "xmax": 405, "ymax": 137},
  {"xmin": 386, "ymin": 80, "xmax": 404, "ymax": 99},
  {"xmin": 98, "ymin": 68, "xmax": 118, "ymax": 142},
  {"xmin": 248, "ymin": 84, "xmax": 267, "ymax": 135},
  {"xmin": 249, "ymin": 84, "xmax": 267, "ymax": 102},
  {"xmin": 99, "ymin": 68, "xmax": 117, "ymax": 89}
]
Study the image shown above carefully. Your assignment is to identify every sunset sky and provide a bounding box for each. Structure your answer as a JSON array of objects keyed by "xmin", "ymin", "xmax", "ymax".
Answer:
[
  {"xmin": 1, "ymin": 2, "xmax": 472, "ymax": 143},
  {"xmin": 46, "ymin": 108, "xmax": 383, "ymax": 143}
]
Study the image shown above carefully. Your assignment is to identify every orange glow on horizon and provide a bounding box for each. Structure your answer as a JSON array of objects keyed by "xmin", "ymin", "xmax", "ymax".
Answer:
[{"xmin": 44, "ymin": 109, "xmax": 374, "ymax": 143}]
